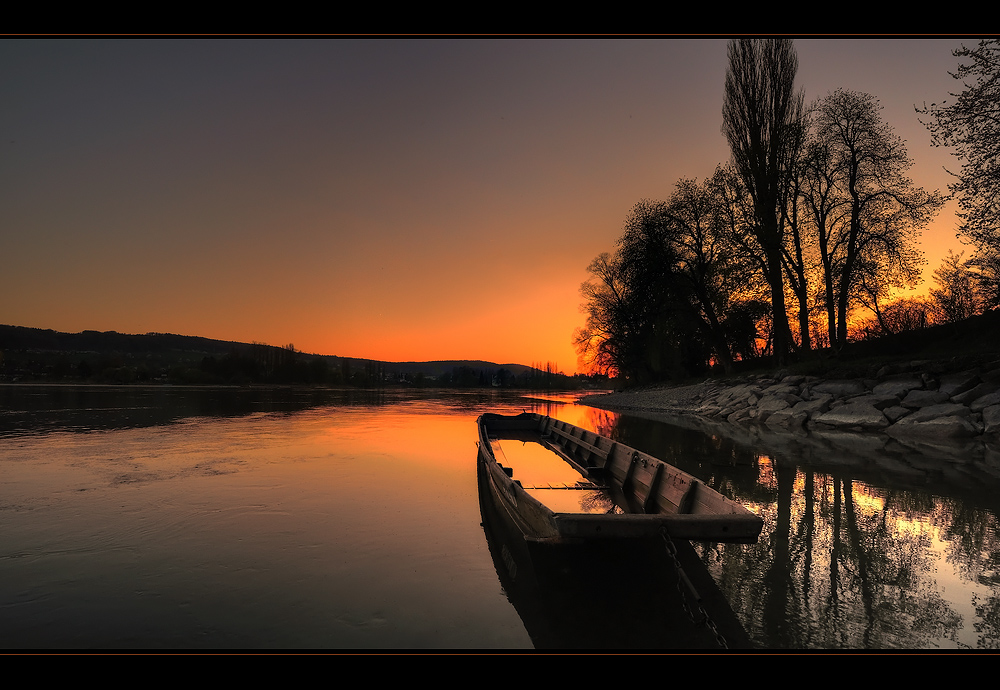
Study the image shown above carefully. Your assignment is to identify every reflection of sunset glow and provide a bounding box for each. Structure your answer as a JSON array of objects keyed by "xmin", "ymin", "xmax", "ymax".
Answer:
[
  {"xmin": 850, "ymin": 484, "xmax": 886, "ymax": 515},
  {"xmin": 756, "ymin": 456, "xmax": 777, "ymax": 491},
  {"xmin": 494, "ymin": 438, "xmax": 618, "ymax": 515},
  {"xmin": 0, "ymin": 389, "xmax": 553, "ymax": 648},
  {"xmin": 891, "ymin": 512, "xmax": 934, "ymax": 541}
]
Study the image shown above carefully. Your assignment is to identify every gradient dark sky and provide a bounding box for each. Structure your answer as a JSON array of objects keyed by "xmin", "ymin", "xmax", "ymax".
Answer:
[{"xmin": 1, "ymin": 38, "xmax": 970, "ymax": 371}]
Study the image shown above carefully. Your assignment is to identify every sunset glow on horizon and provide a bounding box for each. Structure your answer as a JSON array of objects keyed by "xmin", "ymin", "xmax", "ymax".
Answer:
[{"xmin": 2, "ymin": 38, "xmax": 972, "ymax": 372}]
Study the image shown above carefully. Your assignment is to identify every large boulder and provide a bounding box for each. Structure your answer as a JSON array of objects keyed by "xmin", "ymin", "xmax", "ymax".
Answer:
[
  {"xmin": 938, "ymin": 371, "xmax": 982, "ymax": 397},
  {"xmin": 887, "ymin": 414, "xmax": 979, "ymax": 438},
  {"xmin": 812, "ymin": 380, "xmax": 867, "ymax": 397},
  {"xmin": 755, "ymin": 395, "xmax": 791, "ymax": 423},
  {"xmin": 901, "ymin": 389, "xmax": 950, "ymax": 409},
  {"xmin": 904, "ymin": 403, "xmax": 971, "ymax": 423},
  {"xmin": 982, "ymin": 405, "xmax": 1000, "ymax": 434},
  {"xmin": 848, "ymin": 393, "xmax": 902, "ymax": 411},
  {"xmin": 790, "ymin": 395, "xmax": 833, "ymax": 420},
  {"xmin": 972, "ymin": 392, "xmax": 1000, "ymax": 412},
  {"xmin": 872, "ymin": 377, "xmax": 923, "ymax": 398},
  {"xmin": 812, "ymin": 403, "xmax": 889, "ymax": 430},
  {"xmin": 764, "ymin": 409, "xmax": 806, "ymax": 429},
  {"xmin": 953, "ymin": 382, "xmax": 999, "ymax": 405}
]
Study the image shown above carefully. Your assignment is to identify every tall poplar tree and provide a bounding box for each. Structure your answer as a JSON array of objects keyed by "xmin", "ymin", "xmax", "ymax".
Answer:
[{"xmin": 722, "ymin": 38, "xmax": 805, "ymax": 364}]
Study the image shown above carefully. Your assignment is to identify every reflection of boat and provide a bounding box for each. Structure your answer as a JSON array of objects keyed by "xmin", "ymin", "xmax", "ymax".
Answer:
[{"xmin": 477, "ymin": 412, "xmax": 763, "ymax": 545}]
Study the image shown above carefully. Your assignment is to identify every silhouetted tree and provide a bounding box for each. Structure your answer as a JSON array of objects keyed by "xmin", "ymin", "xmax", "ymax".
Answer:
[
  {"xmin": 919, "ymin": 40, "xmax": 1000, "ymax": 268},
  {"xmin": 660, "ymin": 174, "xmax": 769, "ymax": 371},
  {"xmin": 931, "ymin": 250, "xmax": 983, "ymax": 323},
  {"xmin": 969, "ymin": 253, "xmax": 1000, "ymax": 311},
  {"xmin": 853, "ymin": 247, "xmax": 924, "ymax": 335},
  {"xmin": 722, "ymin": 38, "xmax": 805, "ymax": 364},
  {"xmin": 852, "ymin": 296, "xmax": 933, "ymax": 339},
  {"xmin": 710, "ymin": 165, "xmax": 777, "ymax": 356},
  {"xmin": 879, "ymin": 297, "xmax": 933, "ymax": 334},
  {"xmin": 576, "ymin": 202, "xmax": 711, "ymax": 382},
  {"xmin": 575, "ymin": 181, "xmax": 770, "ymax": 381},
  {"xmin": 781, "ymin": 143, "xmax": 817, "ymax": 352},
  {"xmin": 660, "ymin": 177, "xmax": 743, "ymax": 371},
  {"xmin": 616, "ymin": 198, "xmax": 715, "ymax": 379},
  {"xmin": 807, "ymin": 89, "xmax": 943, "ymax": 349},
  {"xmin": 574, "ymin": 251, "xmax": 632, "ymax": 378},
  {"xmin": 799, "ymin": 134, "xmax": 847, "ymax": 348}
]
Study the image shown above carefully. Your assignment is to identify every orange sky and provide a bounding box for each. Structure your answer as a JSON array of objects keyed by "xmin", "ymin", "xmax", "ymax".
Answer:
[{"xmin": 1, "ymin": 39, "xmax": 972, "ymax": 372}]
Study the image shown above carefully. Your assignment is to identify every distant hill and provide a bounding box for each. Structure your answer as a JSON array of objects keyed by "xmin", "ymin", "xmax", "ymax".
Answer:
[
  {"xmin": 0, "ymin": 325, "xmax": 246, "ymax": 357},
  {"xmin": 0, "ymin": 325, "xmax": 579, "ymax": 387}
]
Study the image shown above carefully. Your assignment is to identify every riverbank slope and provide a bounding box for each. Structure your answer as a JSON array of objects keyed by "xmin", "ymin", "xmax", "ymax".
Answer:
[{"xmin": 583, "ymin": 358, "xmax": 1000, "ymax": 439}]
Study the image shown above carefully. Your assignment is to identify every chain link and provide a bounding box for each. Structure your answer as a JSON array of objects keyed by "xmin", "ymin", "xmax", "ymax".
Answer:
[{"xmin": 660, "ymin": 527, "xmax": 729, "ymax": 650}]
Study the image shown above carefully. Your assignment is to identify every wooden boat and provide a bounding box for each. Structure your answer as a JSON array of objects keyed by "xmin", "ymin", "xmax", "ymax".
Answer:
[
  {"xmin": 477, "ymin": 412, "xmax": 763, "ymax": 544},
  {"xmin": 475, "ymin": 447, "xmax": 754, "ymax": 648}
]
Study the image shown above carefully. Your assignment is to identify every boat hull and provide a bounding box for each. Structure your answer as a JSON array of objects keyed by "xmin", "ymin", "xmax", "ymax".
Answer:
[
  {"xmin": 477, "ymin": 412, "xmax": 762, "ymax": 544},
  {"xmin": 475, "ymin": 452, "xmax": 754, "ymax": 648}
]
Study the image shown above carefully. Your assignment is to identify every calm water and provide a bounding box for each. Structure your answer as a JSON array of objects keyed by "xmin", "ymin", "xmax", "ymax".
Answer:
[{"xmin": 2, "ymin": 385, "xmax": 999, "ymax": 650}]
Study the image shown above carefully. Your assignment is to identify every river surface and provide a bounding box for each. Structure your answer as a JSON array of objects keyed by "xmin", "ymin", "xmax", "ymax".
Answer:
[{"xmin": 2, "ymin": 385, "xmax": 998, "ymax": 650}]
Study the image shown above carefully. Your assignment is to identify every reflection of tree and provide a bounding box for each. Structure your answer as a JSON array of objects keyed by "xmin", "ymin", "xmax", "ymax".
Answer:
[
  {"xmin": 942, "ymin": 502, "xmax": 1000, "ymax": 584},
  {"xmin": 578, "ymin": 488, "xmax": 621, "ymax": 515},
  {"xmin": 974, "ymin": 593, "xmax": 1000, "ymax": 649},
  {"xmin": 827, "ymin": 476, "xmax": 844, "ymax": 647},
  {"xmin": 609, "ymin": 415, "xmax": 763, "ymax": 495},
  {"xmin": 762, "ymin": 460, "xmax": 795, "ymax": 647},
  {"xmin": 826, "ymin": 477, "xmax": 962, "ymax": 648},
  {"xmin": 942, "ymin": 502, "xmax": 1000, "ymax": 648},
  {"xmin": 583, "ymin": 407, "xmax": 620, "ymax": 440},
  {"xmin": 795, "ymin": 470, "xmax": 818, "ymax": 646},
  {"xmin": 698, "ymin": 468, "xmax": 966, "ymax": 648},
  {"xmin": 591, "ymin": 413, "xmax": 1000, "ymax": 648}
]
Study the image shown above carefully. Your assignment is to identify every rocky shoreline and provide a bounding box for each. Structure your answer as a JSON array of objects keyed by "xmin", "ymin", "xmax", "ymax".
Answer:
[{"xmin": 582, "ymin": 359, "xmax": 1000, "ymax": 443}]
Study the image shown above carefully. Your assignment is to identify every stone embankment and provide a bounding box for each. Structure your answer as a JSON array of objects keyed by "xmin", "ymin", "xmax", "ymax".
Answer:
[{"xmin": 584, "ymin": 360, "xmax": 1000, "ymax": 441}]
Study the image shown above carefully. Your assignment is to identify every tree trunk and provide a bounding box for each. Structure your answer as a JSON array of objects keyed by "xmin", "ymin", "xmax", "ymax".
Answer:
[{"xmin": 767, "ymin": 244, "xmax": 791, "ymax": 365}]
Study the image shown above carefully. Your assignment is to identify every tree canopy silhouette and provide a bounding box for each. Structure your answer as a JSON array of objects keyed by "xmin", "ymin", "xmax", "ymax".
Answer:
[
  {"xmin": 809, "ymin": 89, "xmax": 943, "ymax": 350},
  {"xmin": 575, "ymin": 40, "xmax": 951, "ymax": 384},
  {"xmin": 931, "ymin": 250, "xmax": 983, "ymax": 323},
  {"xmin": 575, "ymin": 177, "xmax": 767, "ymax": 382},
  {"xmin": 919, "ymin": 40, "xmax": 1000, "ymax": 273}
]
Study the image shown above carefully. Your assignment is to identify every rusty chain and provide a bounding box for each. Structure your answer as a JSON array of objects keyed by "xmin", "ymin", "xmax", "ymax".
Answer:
[{"xmin": 660, "ymin": 527, "xmax": 729, "ymax": 650}]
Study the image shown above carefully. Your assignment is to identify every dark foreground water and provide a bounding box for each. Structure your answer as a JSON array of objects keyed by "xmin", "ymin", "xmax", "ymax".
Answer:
[{"xmin": 2, "ymin": 385, "xmax": 998, "ymax": 650}]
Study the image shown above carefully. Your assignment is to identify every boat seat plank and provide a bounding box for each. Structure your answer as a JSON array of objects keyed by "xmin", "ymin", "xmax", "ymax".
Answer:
[{"xmin": 546, "ymin": 425, "xmax": 610, "ymax": 464}]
